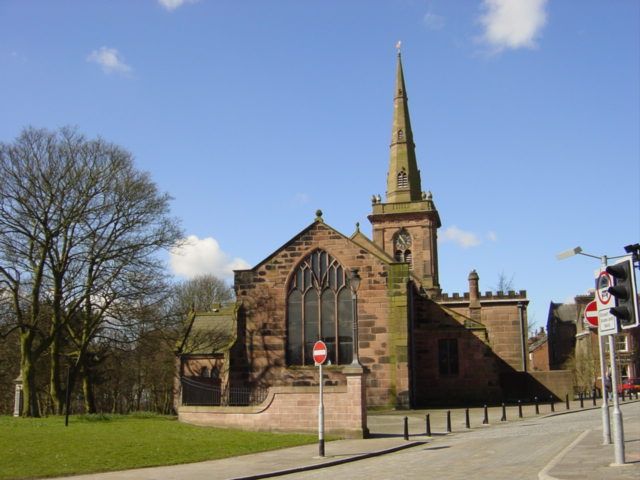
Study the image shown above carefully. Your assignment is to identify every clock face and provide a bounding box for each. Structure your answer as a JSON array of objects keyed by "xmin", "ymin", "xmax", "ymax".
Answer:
[{"xmin": 395, "ymin": 230, "xmax": 411, "ymax": 250}]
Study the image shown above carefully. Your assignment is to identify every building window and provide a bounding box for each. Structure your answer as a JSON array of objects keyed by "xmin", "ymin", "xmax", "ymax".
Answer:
[
  {"xmin": 397, "ymin": 171, "xmax": 408, "ymax": 188},
  {"xmin": 604, "ymin": 335, "xmax": 629, "ymax": 354},
  {"xmin": 287, "ymin": 250, "xmax": 353, "ymax": 366},
  {"xmin": 438, "ymin": 339, "xmax": 459, "ymax": 376}
]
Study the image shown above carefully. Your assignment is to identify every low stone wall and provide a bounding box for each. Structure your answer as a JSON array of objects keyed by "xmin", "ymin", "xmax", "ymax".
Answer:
[
  {"xmin": 178, "ymin": 369, "xmax": 367, "ymax": 438},
  {"xmin": 528, "ymin": 370, "xmax": 574, "ymax": 399}
]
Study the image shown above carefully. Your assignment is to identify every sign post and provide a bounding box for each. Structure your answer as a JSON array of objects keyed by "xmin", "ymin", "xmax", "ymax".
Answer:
[
  {"xmin": 594, "ymin": 263, "xmax": 612, "ymax": 446},
  {"xmin": 313, "ymin": 340, "xmax": 328, "ymax": 457},
  {"xmin": 596, "ymin": 270, "xmax": 618, "ymax": 336},
  {"xmin": 583, "ymin": 300, "xmax": 598, "ymax": 328}
]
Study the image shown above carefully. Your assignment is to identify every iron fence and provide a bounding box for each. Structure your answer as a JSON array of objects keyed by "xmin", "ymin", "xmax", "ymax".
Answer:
[{"xmin": 180, "ymin": 377, "xmax": 268, "ymax": 407}]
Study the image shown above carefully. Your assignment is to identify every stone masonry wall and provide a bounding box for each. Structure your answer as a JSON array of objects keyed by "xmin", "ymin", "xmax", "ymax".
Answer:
[
  {"xmin": 178, "ymin": 370, "xmax": 367, "ymax": 438},
  {"xmin": 439, "ymin": 291, "xmax": 528, "ymax": 374},
  {"xmin": 233, "ymin": 220, "xmax": 408, "ymax": 407},
  {"xmin": 411, "ymin": 294, "xmax": 502, "ymax": 405}
]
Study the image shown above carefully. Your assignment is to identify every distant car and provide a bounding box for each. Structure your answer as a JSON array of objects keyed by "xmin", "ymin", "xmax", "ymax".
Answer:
[{"xmin": 618, "ymin": 378, "xmax": 640, "ymax": 394}]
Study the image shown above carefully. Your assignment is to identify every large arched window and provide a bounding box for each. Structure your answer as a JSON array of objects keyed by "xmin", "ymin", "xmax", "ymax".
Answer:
[{"xmin": 287, "ymin": 250, "xmax": 353, "ymax": 366}]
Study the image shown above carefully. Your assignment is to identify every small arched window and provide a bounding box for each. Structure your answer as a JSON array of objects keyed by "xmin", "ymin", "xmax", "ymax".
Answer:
[
  {"xmin": 397, "ymin": 171, "xmax": 408, "ymax": 188},
  {"xmin": 404, "ymin": 250, "xmax": 413, "ymax": 270},
  {"xmin": 287, "ymin": 250, "xmax": 353, "ymax": 366}
]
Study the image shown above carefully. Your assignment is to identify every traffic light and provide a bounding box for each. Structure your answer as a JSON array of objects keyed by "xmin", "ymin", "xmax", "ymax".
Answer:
[{"xmin": 606, "ymin": 257, "xmax": 639, "ymax": 329}]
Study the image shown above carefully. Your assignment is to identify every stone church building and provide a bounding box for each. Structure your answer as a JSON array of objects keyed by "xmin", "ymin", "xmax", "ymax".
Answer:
[{"xmin": 178, "ymin": 53, "xmax": 530, "ymax": 408}]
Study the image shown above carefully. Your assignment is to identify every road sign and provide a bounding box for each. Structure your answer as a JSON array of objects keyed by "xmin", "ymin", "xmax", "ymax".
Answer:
[
  {"xmin": 596, "ymin": 270, "xmax": 613, "ymax": 309},
  {"xmin": 595, "ymin": 268, "xmax": 619, "ymax": 336},
  {"xmin": 313, "ymin": 340, "xmax": 328, "ymax": 365},
  {"xmin": 584, "ymin": 300, "xmax": 598, "ymax": 328}
]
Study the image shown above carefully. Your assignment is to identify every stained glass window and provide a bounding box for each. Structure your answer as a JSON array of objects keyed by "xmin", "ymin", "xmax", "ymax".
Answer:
[{"xmin": 287, "ymin": 250, "xmax": 353, "ymax": 365}]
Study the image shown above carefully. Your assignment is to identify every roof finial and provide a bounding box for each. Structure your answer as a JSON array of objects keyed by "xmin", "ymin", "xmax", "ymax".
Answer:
[{"xmin": 395, "ymin": 40, "xmax": 402, "ymax": 55}]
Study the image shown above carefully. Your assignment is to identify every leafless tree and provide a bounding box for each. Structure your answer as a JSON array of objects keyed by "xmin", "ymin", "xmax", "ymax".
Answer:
[{"xmin": 0, "ymin": 127, "xmax": 182, "ymax": 416}]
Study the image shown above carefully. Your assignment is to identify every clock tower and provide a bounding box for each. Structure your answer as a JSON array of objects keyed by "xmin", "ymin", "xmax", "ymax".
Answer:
[{"xmin": 368, "ymin": 51, "xmax": 441, "ymax": 295}]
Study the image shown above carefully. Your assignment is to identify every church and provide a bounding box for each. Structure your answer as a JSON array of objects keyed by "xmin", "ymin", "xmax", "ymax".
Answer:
[{"xmin": 177, "ymin": 53, "xmax": 530, "ymax": 408}]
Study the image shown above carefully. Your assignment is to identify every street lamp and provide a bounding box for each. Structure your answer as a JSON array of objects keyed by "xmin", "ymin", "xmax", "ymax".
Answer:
[
  {"xmin": 557, "ymin": 245, "xmax": 626, "ymax": 465},
  {"xmin": 349, "ymin": 268, "xmax": 361, "ymax": 367}
]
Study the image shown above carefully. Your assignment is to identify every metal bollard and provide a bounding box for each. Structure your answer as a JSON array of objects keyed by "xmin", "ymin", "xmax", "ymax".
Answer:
[
  {"xmin": 518, "ymin": 399, "xmax": 523, "ymax": 418},
  {"xmin": 426, "ymin": 414, "xmax": 431, "ymax": 436},
  {"xmin": 591, "ymin": 389, "xmax": 596, "ymax": 406},
  {"xmin": 465, "ymin": 408, "xmax": 470, "ymax": 429},
  {"xmin": 579, "ymin": 393, "xmax": 584, "ymax": 408},
  {"xmin": 403, "ymin": 416, "xmax": 409, "ymax": 440},
  {"xmin": 534, "ymin": 396, "xmax": 539, "ymax": 415},
  {"xmin": 501, "ymin": 403, "xmax": 507, "ymax": 422},
  {"xmin": 550, "ymin": 396, "xmax": 555, "ymax": 412},
  {"xmin": 565, "ymin": 394, "xmax": 570, "ymax": 410},
  {"xmin": 446, "ymin": 410, "xmax": 452, "ymax": 433},
  {"xmin": 482, "ymin": 404, "xmax": 489, "ymax": 424}
]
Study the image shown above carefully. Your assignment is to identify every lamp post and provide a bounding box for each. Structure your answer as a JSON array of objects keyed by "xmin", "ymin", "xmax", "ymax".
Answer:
[
  {"xmin": 556, "ymin": 246, "xmax": 626, "ymax": 464},
  {"xmin": 349, "ymin": 268, "xmax": 361, "ymax": 367}
]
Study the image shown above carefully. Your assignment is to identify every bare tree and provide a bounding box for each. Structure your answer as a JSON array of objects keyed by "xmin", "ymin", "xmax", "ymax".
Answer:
[
  {"xmin": 0, "ymin": 127, "xmax": 182, "ymax": 416},
  {"xmin": 493, "ymin": 271, "xmax": 515, "ymax": 293},
  {"xmin": 171, "ymin": 274, "xmax": 234, "ymax": 314}
]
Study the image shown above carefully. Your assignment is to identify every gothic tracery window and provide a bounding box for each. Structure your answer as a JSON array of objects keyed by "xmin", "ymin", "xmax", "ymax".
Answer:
[{"xmin": 287, "ymin": 250, "xmax": 353, "ymax": 366}]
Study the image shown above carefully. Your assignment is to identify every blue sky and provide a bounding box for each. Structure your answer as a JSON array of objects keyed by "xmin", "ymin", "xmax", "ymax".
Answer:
[{"xmin": 1, "ymin": 0, "xmax": 638, "ymax": 331}]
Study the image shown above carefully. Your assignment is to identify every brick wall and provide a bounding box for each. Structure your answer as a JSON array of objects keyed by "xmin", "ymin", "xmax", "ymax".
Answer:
[
  {"xmin": 411, "ymin": 293, "xmax": 503, "ymax": 405},
  {"xmin": 233, "ymin": 220, "xmax": 408, "ymax": 407},
  {"xmin": 439, "ymin": 291, "xmax": 528, "ymax": 373},
  {"xmin": 178, "ymin": 369, "xmax": 367, "ymax": 438}
]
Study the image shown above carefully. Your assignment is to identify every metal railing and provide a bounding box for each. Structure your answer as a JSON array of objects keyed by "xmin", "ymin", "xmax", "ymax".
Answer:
[{"xmin": 180, "ymin": 377, "xmax": 268, "ymax": 407}]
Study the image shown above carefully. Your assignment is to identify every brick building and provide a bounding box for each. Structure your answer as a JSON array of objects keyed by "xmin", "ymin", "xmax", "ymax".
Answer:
[{"xmin": 177, "ymin": 53, "xmax": 530, "ymax": 408}]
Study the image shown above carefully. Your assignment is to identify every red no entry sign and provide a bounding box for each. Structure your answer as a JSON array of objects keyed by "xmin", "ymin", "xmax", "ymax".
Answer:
[
  {"xmin": 313, "ymin": 340, "xmax": 328, "ymax": 365},
  {"xmin": 584, "ymin": 300, "xmax": 598, "ymax": 328}
]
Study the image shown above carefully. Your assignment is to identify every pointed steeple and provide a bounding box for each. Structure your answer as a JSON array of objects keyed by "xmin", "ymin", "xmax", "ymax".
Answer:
[
  {"xmin": 386, "ymin": 52, "xmax": 422, "ymax": 203},
  {"xmin": 369, "ymin": 49, "xmax": 441, "ymax": 295}
]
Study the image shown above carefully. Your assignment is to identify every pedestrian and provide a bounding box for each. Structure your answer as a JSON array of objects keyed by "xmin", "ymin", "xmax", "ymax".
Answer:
[{"xmin": 603, "ymin": 372, "xmax": 612, "ymax": 400}]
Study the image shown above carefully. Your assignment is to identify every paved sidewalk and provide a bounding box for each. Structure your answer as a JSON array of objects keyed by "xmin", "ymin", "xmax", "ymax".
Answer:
[
  {"xmin": 47, "ymin": 399, "xmax": 639, "ymax": 480},
  {"xmin": 540, "ymin": 404, "xmax": 640, "ymax": 480}
]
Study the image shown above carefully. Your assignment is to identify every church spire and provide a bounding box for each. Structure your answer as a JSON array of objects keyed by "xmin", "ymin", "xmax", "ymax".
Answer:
[{"xmin": 386, "ymin": 51, "xmax": 422, "ymax": 203}]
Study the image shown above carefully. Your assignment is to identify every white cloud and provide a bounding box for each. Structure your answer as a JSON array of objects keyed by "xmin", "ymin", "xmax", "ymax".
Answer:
[
  {"xmin": 158, "ymin": 0, "xmax": 199, "ymax": 11},
  {"xmin": 478, "ymin": 0, "xmax": 548, "ymax": 52},
  {"xmin": 441, "ymin": 226, "xmax": 481, "ymax": 248},
  {"xmin": 170, "ymin": 235, "xmax": 251, "ymax": 280},
  {"xmin": 423, "ymin": 12, "xmax": 445, "ymax": 30},
  {"xmin": 487, "ymin": 231, "xmax": 498, "ymax": 242},
  {"xmin": 87, "ymin": 47, "xmax": 132, "ymax": 75}
]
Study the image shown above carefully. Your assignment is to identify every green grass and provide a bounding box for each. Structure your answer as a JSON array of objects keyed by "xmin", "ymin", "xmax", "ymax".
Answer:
[{"xmin": 0, "ymin": 414, "xmax": 318, "ymax": 479}]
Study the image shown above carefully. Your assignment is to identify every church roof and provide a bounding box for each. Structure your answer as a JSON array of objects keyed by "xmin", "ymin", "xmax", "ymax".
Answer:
[
  {"xmin": 177, "ymin": 304, "xmax": 236, "ymax": 355},
  {"xmin": 235, "ymin": 210, "xmax": 400, "ymax": 274}
]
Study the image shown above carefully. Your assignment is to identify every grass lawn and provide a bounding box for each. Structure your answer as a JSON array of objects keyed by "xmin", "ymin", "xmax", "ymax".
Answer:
[{"xmin": 0, "ymin": 413, "xmax": 318, "ymax": 479}]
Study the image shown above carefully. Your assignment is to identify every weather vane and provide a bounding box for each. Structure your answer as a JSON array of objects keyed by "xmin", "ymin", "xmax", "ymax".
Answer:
[{"xmin": 396, "ymin": 40, "xmax": 402, "ymax": 53}]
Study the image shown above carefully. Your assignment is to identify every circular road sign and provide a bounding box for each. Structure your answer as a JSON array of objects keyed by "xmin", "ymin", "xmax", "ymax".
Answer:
[
  {"xmin": 313, "ymin": 340, "xmax": 328, "ymax": 365},
  {"xmin": 596, "ymin": 271, "xmax": 612, "ymax": 306},
  {"xmin": 584, "ymin": 300, "xmax": 598, "ymax": 328}
]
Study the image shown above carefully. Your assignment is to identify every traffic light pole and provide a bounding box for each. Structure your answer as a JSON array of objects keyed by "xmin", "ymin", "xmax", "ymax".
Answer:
[
  {"xmin": 607, "ymin": 333, "xmax": 625, "ymax": 465},
  {"xmin": 598, "ymin": 256, "xmax": 611, "ymax": 446}
]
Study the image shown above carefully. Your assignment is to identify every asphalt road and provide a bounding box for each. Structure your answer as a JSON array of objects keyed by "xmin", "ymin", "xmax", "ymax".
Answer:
[{"xmin": 277, "ymin": 402, "xmax": 640, "ymax": 480}]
